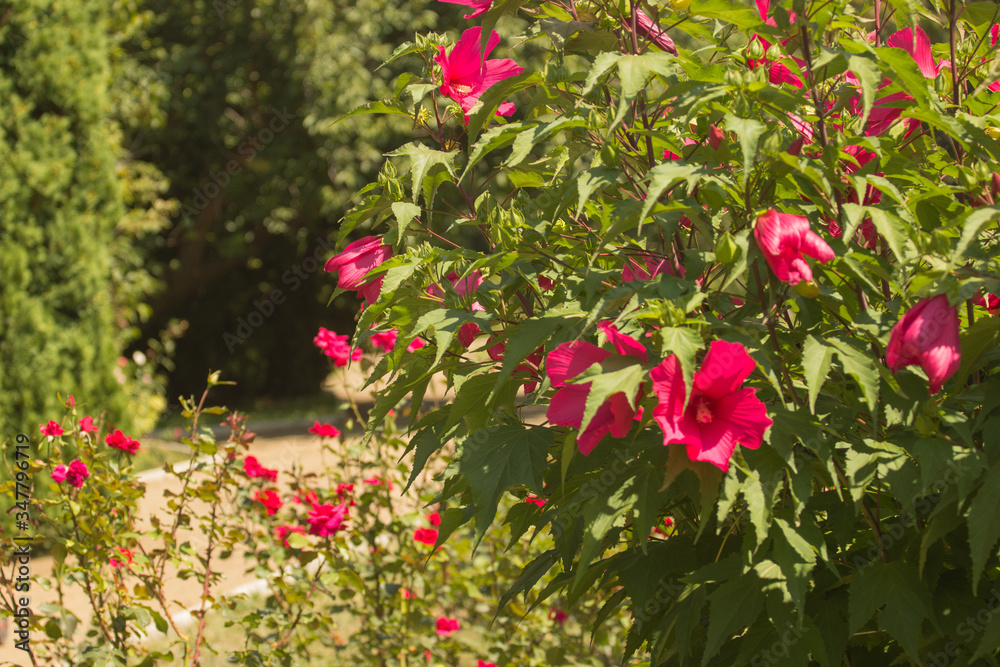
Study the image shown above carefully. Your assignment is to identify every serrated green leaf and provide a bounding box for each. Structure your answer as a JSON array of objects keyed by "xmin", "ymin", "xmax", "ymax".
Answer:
[
  {"xmin": 828, "ymin": 338, "xmax": 879, "ymax": 414},
  {"xmin": 951, "ymin": 206, "xmax": 1000, "ymax": 265},
  {"xmin": 846, "ymin": 53, "xmax": 880, "ymax": 128},
  {"xmin": 802, "ymin": 335, "xmax": 835, "ymax": 414},
  {"xmin": 723, "ymin": 114, "xmax": 765, "ymax": 187},
  {"xmin": 386, "ymin": 143, "xmax": 458, "ymax": 208},
  {"xmin": 702, "ymin": 572, "xmax": 765, "ymax": 665},
  {"xmin": 848, "ymin": 561, "xmax": 931, "ymax": 660},
  {"xmin": 458, "ymin": 425, "xmax": 551, "ymax": 545},
  {"xmin": 389, "ymin": 202, "xmax": 421, "ymax": 246},
  {"xmin": 579, "ymin": 363, "xmax": 645, "ymax": 440}
]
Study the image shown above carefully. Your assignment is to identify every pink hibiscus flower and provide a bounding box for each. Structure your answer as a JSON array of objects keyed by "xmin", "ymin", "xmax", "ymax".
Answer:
[
  {"xmin": 324, "ymin": 236, "xmax": 393, "ymax": 305},
  {"xmin": 434, "ymin": 27, "xmax": 523, "ymax": 121},
  {"xmin": 651, "ymin": 340, "xmax": 772, "ymax": 472},
  {"xmin": 546, "ymin": 321, "xmax": 647, "ymax": 456},
  {"xmin": 438, "ymin": 0, "xmax": 493, "ymax": 19},
  {"xmin": 886, "ymin": 295, "xmax": 961, "ymax": 394},
  {"xmin": 753, "ymin": 209, "xmax": 835, "ymax": 285}
]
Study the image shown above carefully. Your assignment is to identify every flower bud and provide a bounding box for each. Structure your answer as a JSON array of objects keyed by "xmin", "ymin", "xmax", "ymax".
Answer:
[
  {"xmin": 986, "ymin": 126, "xmax": 1000, "ymax": 140},
  {"xmin": 992, "ymin": 171, "xmax": 1000, "ymax": 199},
  {"xmin": 886, "ymin": 294, "xmax": 961, "ymax": 394},
  {"xmin": 708, "ymin": 124, "xmax": 724, "ymax": 149},
  {"xmin": 746, "ymin": 37, "xmax": 765, "ymax": 61},
  {"xmin": 765, "ymin": 43, "xmax": 784, "ymax": 61},
  {"xmin": 667, "ymin": 0, "xmax": 691, "ymax": 10},
  {"xmin": 788, "ymin": 137, "xmax": 805, "ymax": 156}
]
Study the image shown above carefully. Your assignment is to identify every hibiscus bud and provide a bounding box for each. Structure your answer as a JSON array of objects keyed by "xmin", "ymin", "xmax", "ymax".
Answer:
[
  {"xmin": 792, "ymin": 280, "xmax": 820, "ymax": 298},
  {"xmin": 788, "ymin": 137, "xmax": 805, "ymax": 156},
  {"xmin": 708, "ymin": 124, "xmax": 724, "ymax": 149},
  {"xmin": 886, "ymin": 294, "xmax": 961, "ymax": 394},
  {"xmin": 634, "ymin": 9, "xmax": 678, "ymax": 55},
  {"xmin": 765, "ymin": 42, "xmax": 784, "ymax": 61},
  {"xmin": 986, "ymin": 127, "xmax": 1000, "ymax": 140},
  {"xmin": 667, "ymin": 0, "xmax": 691, "ymax": 10},
  {"xmin": 324, "ymin": 236, "xmax": 393, "ymax": 305},
  {"xmin": 746, "ymin": 38, "xmax": 765, "ymax": 61},
  {"xmin": 992, "ymin": 171, "xmax": 1000, "ymax": 199},
  {"xmin": 753, "ymin": 209, "xmax": 836, "ymax": 285}
]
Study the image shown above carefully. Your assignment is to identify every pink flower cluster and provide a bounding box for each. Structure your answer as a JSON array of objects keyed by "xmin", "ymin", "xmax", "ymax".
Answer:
[
  {"xmin": 307, "ymin": 502, "xmax": 349, "ymax": 537},
  {"xmin": 106, "ymin": 429, "xmax": 141, "ymax": 455},
  {"xmin": 52, "ymin": 460, "xmax": 89, "ymax": 488},
  {"xmin": 314, "ymin": 328, "xmax": 362, "ymax": 366},
  {"xmin": 243, "ymin": 455, "xmax": 278, "ymax": 482}
]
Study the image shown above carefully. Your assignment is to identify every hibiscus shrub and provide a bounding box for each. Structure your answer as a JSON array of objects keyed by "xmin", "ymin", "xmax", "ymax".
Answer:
[{"xmin": 327, "ymin": 0, "xmax": 1000, "ymax": 664}]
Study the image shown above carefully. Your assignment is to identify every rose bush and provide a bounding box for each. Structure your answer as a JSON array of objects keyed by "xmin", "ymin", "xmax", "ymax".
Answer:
[{"xmin": 325, "ymin": 0, "xmax": 1000, "ymax": 663}]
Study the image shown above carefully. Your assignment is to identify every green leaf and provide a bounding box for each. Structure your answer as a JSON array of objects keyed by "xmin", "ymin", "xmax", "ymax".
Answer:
[
  {"xmin": 458, "ymin": 425, "xmax": 552, "ymax": 545},
  {"xmin": 802, "ymin": 335, "xmax": 835, "ymax": 414},
  {"xmin": 336, "ymin": 99, "xmax": 412, "ymax": 124},
  {"xmin": 578, "ymin": 481, "xmax": 638, "ymax": 583},
  {"xmin": 490, "ymin": 308, "xmax": 582, "ymax": 400},
  {"xmin": 827, "ymin": 338, "xmax": 879, "ymax": 414},
  {"xmin": 447, "ymin": 373, "xmax": 516, "ymax": 431},
  {"xmin": 577, "ymin": 167, "xmax": 620, "ymax": 213},
  {"xmin": 846, "ymin": 54, "xmax": 881, "ymax": 128},
  {"xmin": 968, "ymin": 460, "xmax": 1000, "ymax": 595},
  {"xmin": 579, "ymin": 363, "xmax": 645, "ymax": 440},
  {"xmin": 848, "ymin": 561, "xmax": 931, "ymax": 660},
  {"xmin": 286, "ymin": 531, "xmax": 309, "ymax": 549},
  {"xmin": 951, "ymin": 205, "xmax": 1000, "ymax": 265},
  {"xmin": 723, "ymin": 114, "xmax": 765, "ymax": 187},
  {"xmin": 657, "ymin": 326, "xmax": 704, "ymax": 401},
  {"xmin": 506, "ymin": 117, "xmax": 587, "ymax": 169},
  {"xmin": 389, "ymin": 202, "xmax": 422, "ymax": 246},
  {"xmin": 702, "ymin": 572, "xmax": 765, "ymax": 665},
  {"xmin": 495, "ymin": 549, "xmax": 559, "ymax": 618},
  {"xmin": 386, "ymin": 143, "xmax": 458, "ymax": 208},
  {"xmin": 866, "ymin": 208, "xmax": 910, "ymax": 262}
]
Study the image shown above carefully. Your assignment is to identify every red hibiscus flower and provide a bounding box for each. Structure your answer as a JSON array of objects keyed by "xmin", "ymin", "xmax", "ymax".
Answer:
[
  {"xmin": 314, "ymin": 328, "xmax": 362, "ymax": 367},
  {"xmin": 40, "ymin": 420, "xmax": 64, "ymax": 437},
  {"xmin": 414, "ymin": 528, "xmax": 439, "ymax": 545},
  {"xmin": 753, "ymin": 209, "xmax": 835, "ymax": 285},
  {"xmin": 307, "ymin": 502, "xmax": 349, "ymax": 536},
  {"xmin": 324, "ymin": 236, "xmax": 393, "ymax": 305},
  {"xmin": 546, "ymin": 321, "xmax": 647, "ymax": 456},
  {"xmin": 434, "ymin": 27, "xmax": 523, "ymax": 121},
  {"xmin": 254, "ymin": 490, "xmax": 284, "ymax": 515},
  {"xmin": 886, "ymin": 295, "xmax": 961, "ymax": 394},
  {"xmin": 651, "ymin": 340, "xmax": 773, "ymax": 473},
  {"xmin": 243, "ymin": 456, "xmax": 278, "ymax": 482},
  {"xmin": 308, "ymin": 420, "xmax": 341, "ymax": 438},
  {"xmin": 437, "ymin": 0, "xmax": 492, "ymax": 19},
  {"xmin": 105, "ymin": 430, "xmax": 141, "ymax": 455},
  {"xmin": 435, "ymin": 617, "xmax": 460, "ymax": 637}
]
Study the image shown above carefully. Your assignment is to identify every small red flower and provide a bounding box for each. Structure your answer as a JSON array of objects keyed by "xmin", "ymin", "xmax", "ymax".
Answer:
[
  {"xmin": 110, "ymin": 547, "xmax": 134, "ymax": 569},
  {"xmin": 243, "ymin": 456, "xmax": 278, "ymax": 482},
  {"xmin": 477, "ymin": 661, "xmax": 497, "ymax": 667},
  {"xmin": 975, "ymin": 292, "xmax": 1000, "ymax": 316},
  {"xmin": 293, "ymin": 489, "xmax": 319, "ymax": 505},
  {"xmin": 78, "ymin": 416, "xmax": 98, "ymax": 433},
  {"xmin": 525, "ymin": 495, "xmax": 546, "ymax": 507},
  {"xmin": 64, "ymin": 460, "xmax": 90, "ymax": 488},
  {"xmin": 548, "ymin": 607, "xmax": 568, "ymax": 624},
  {"xmin": 105, "ymin": 430, "xmax": 141, "ymax": 455},
  {"xmin": 307, "ymin": 502, "xmax": 349, "ymax": 537},
  {"xmin": 313, "ymin": 328, "xmax": 362, "ymax": 367},
  {"xmin": 414, "ymin": 528, "xmax": 439, "ymax": 545},
  {"xmin": 435, "ymin": 616, "xmax": 460, "ymax": 637},
  {"xmin": 40, "ymin": 421, "xmax": 64, "ymax": 437},
  {"xmin": 51, "ymin": 465, "xmax": 68, "ymax": 484},
  {"xmin": 427, "ymin": 512, "xmax": 442, "ymax": 527},
  {"xmin": 254, "ymin": 490, "xmax": 284, "ymax": 515},
  {"xmin": 309, "ymin": 421, "xmax": 341, "ymax": 438}
]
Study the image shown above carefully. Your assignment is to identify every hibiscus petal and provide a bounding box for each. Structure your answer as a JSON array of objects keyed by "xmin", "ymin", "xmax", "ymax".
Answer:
[
  {"xmin": 694, "ymin": 340, "xmax": 757, "ymax": 400},
  {"xmin": 546, "ymin": 341, "xmax": 610, "ymax": 386},
  {"xmin": 480, "ymin": 58, "xmax": 525, "ymax": 91},
  {"xmin": 886, "ymin": 27, "xmax": 939, "ymax": 79},
  {"xmin": 651, "ymin": 355, "xmax": 686, "ymax": 419},
  {"xmin": 547, "ymin": 383, "xmax": 589, "ymax": 428},
  {"xmin": 598, "ymin": 321, "xmax": 648, "ymax": 362},
  {"xmin": 607, "ymin": 392, "xmax": 636, "ymax": 438},
  {"xmin": 711, "ymin": 387, "xmax": 773, "ymax": 451}
]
